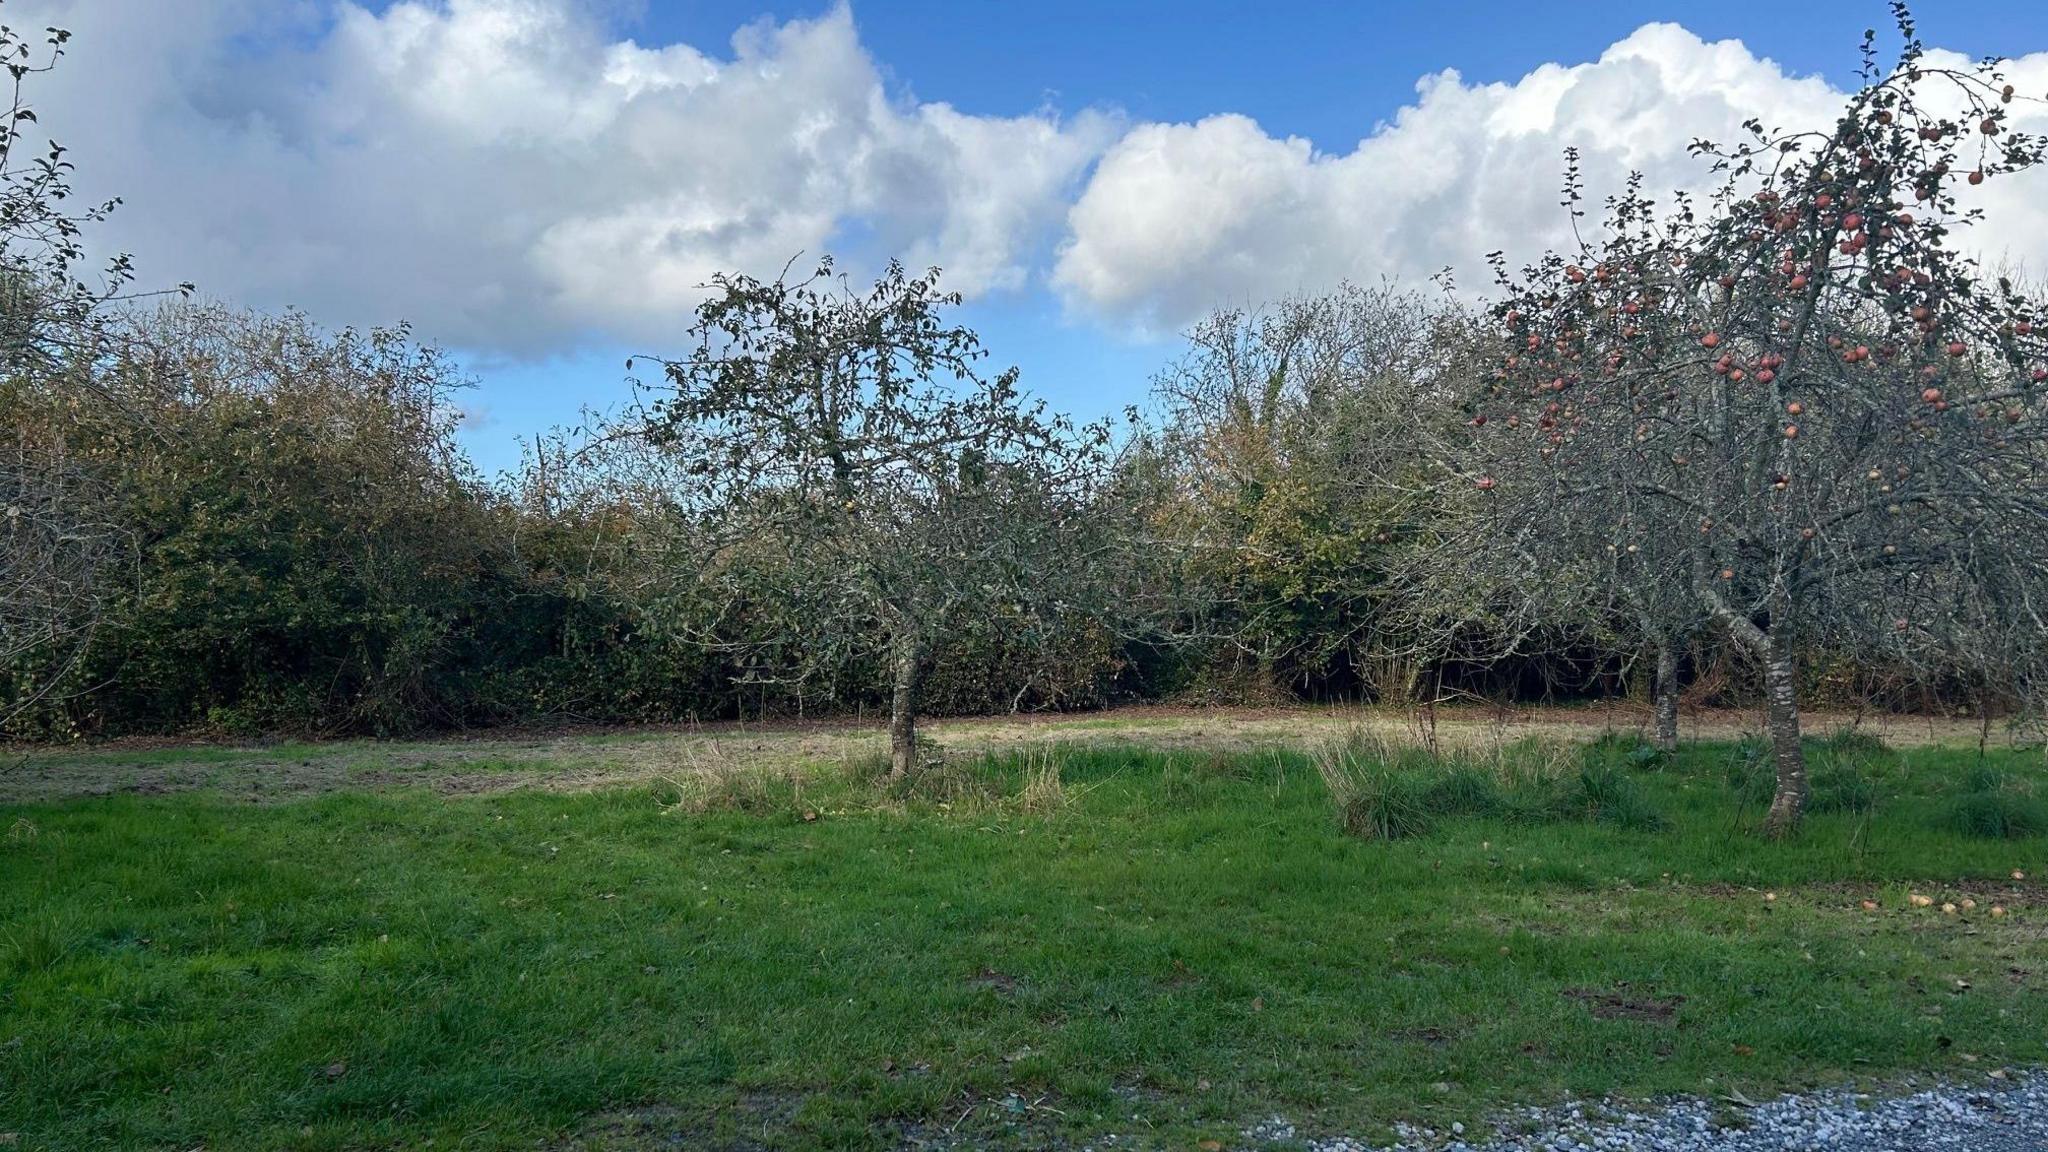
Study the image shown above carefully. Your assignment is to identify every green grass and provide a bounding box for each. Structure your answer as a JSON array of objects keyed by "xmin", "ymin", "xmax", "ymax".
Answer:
[{"xmin": 2, "ymin": 739, "xmax": 2044, "ymax": 1150}]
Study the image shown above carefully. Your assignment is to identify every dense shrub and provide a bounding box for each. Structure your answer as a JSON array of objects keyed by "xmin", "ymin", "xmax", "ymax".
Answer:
[{"xmin": 1, "ymin": 305, "xmax": 1130, "ymax": 738}]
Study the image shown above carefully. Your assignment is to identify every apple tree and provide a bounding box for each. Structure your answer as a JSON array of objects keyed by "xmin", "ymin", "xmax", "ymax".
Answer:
[
  {"xmin": 1460, "ymin": 10, "xmax": 2048, "ymax": 834},
  {"xmin": 1, "ymin": 11, "xmax": 184, "ymax": 730},
  {"xmin": 632, "ymin": 259, "xmax": 1117, "ymax": 777}
]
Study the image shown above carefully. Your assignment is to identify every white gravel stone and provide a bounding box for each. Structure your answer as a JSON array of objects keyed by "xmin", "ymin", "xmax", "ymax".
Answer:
[{"xmin": 1267, "ymin": 1071, "xmax": 2048, "ymax": 1152}]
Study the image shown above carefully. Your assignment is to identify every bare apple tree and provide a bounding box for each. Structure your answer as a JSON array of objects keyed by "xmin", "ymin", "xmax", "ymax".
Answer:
[
  {"xmin": 629, "ymin": 259, "xmax": 1117, "ymax": 777},
  {"xmin": 1, "ymin": 12, "xmax": 179, "ymax": 731},
  {"xmin": 1458, "ymin": 9, "xmax": 2048, "ymax": 833},
  {"xmin": 1443, "ymin": 407, "xmax": 1708, "ymax": 749},
  {"xmin": 1, "ymin": 432, "xmax": 118, "ymax": 730}
]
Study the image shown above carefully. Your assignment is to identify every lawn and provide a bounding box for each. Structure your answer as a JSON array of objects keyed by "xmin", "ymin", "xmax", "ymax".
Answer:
[{"xmin": 2, "ymin": 730, "xmax": 2044, "ymax": 1150}]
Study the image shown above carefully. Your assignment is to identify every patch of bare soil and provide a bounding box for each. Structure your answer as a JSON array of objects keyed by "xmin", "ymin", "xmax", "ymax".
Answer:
[
  {"xmin": 1562, "ymin": 983, "xmax": 1687, "ymax": 1023},
  {"xmin": 1698, "ymin": 877, "xmax": 2045, "ymax": 911},
  {"xmin": 556, "ymin": 1091, "xmax": 805, "ymax": 1152},
  {"xmin": 969, "ymin": 966, "xmax": 1024, "ymax": 996},
  {"xmin": 1387, "ymin": 1025, "xmax": 1456, "ymax": 1047}
]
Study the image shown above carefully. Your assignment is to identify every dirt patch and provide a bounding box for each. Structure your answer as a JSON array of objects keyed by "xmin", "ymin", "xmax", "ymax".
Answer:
[
  {"xmin": 970, "ymin": 967, "xmax": 1023, "ymax": 996},
  {"xmin": 558, "ymin": 1091, "xmax": 806, "ymax": 1152},
  {"xmin": 347, "ymin": 767, "xmax": 534, "ymax": 797},
  {"xmin": 1388, "ymin": 1025, "xmax": 1456, "ymax": 1047},
  {"xmin": 1562, "ymin": 984, "xmax": 1687, "ymax": 1023},
  {"xmin": 1697, "ymin": 878, "xmax": 2045, "ymax": 911}
]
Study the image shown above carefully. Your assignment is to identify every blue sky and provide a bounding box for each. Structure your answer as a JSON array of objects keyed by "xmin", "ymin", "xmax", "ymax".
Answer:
[
  {"xmin": 27, "ymin": 0, "xmax": 2048, "ymax": 474},
  {"xmin": 456, "ymin": 0, "xmax": 2046, "ymax": 474},
  {"xmin": 630, "ymin": 1, "xmax": 2035, "ymax": 142}
]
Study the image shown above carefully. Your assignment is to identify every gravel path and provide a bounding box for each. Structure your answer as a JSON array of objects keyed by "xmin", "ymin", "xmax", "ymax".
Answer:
[{"xmin": 1244, "ymin": 1072, "xmax": 2048, "ymax": 1151}]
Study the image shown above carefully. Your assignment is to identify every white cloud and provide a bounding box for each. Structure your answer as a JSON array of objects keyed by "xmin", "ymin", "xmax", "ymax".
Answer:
[
  {"xmin": 1053, "ymin": 24, "xmax": 2048, "ymax": 331},
  {"xmin": 19, "ymin": 0, "xmax": 1113, "ymax": 353},
  {"xmin": 15, "ymin": 3, "xmax": 2048, "ymax": 354}
]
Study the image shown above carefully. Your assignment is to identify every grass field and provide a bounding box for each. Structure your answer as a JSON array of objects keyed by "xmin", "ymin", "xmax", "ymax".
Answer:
[{"xmin": 3, "ymin": 721, "xmax": 2045, "ymax": 1150}]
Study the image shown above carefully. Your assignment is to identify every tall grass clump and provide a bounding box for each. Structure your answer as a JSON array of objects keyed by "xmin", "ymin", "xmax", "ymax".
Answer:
[
  {"xmin": 1808, "ymin": 728, "xmax": 1892, "ymax": 814},
  {"xmin": 1479, "ymin": 738, "xmax": 1575, "ymax": 821},
  {"xmin": 1583, "ymin": 729, "xmax": 1669, "ymax": 772},
  {"xmin": 1012, "ymin": 748, "xmax": 1072, "ymax": 814},
  {"xmin": 1562, "ymin": 760, "xmax": 1667, "ymax": 831},
  {"xmin": 2, "ymin": 917, "xmax": 75, "ymax": 978},
  {"xmin": 1316, "ymin": 731, "xmax": 1674, "ymax": 839},
  {"xmin": 1941, "ymin": 763, "xmax": 2046, "ymax": 839},
  {"xmin": 658, "ymin": 762, "xmax": 807, "ymax": 816},
  {"xmin": 893, "ymin": 754, "xmax": 1002, "ymax": 810},
  {"xmin": 1724, "ymin": 737, "xmax": 1775, "ymax": 808},
  {"xmin": 1314, "ymin": 733, "xmax": 1432, "ymax": 841},
  {"xmin": 1818, "ymin": 727, "xmax": 1892, "ymax": 760},
  {"xmin": 1807, "ymin": 761, "xmax": 1879, "ymax": 815},
  {"xmin": 1422, "ymin": 762, "xmax": 1505, "ymax": 817},
  {"xmin": 1724, "ymin": 730, "xmax": 1889, "ymax": 816}
]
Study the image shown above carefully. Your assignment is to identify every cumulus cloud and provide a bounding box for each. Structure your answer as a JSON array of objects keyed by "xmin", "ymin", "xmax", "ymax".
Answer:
[
  {"xmin": 20, "ymin": 0, "xmax": 1115, "ymax": 353},
  {"xmin": 16, "ymin": 3, "xmax": 2048, "ymax": 354},
  {"xmin": 1053, "ymin": 25, "xmax": 2048, "ymax": 331}
]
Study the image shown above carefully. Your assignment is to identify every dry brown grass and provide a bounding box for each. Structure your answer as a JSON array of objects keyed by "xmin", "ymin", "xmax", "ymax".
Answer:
[{"xmin": 1, "ymin": 703, "xmax": 2022, "ymax": 804}]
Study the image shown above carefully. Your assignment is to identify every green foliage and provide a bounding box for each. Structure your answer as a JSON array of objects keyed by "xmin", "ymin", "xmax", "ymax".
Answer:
[
  {"xmin": 616, "ymin": 259, "xmax": 1123, "ymax": 772},
  {"xmin": 1, "ymin": 285, "xmax": 2029, "ymax": 745},
  {"xmin": 9, "ymin": 308, "xmax": 505, "ymax": 734},
  {"xmin": 3, "ymin": 6, "xmax": 2039, "ymax": 777},
  {"xmin": 4, "ymin": 301, "xmax": 1122, "ymax": 739}
]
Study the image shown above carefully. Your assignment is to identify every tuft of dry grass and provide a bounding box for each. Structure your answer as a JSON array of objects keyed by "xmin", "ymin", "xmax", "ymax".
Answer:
[
  {"xmin": 655, "ymin": 753, "xmax": 807, "ymax": 816},
  {"xmin": 1011, "ymin": 749, "xmax": 1070, "ymax": 815},
  {"xmin": 1313, "ymin": 730, "xmax": 1431, "ymax": 840}
]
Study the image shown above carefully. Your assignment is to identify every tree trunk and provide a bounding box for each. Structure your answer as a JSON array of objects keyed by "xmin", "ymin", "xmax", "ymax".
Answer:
[
  {"xmin": 887, "ymin": 628, "xmax": 925, "ymax": 779},
  {"xmin": 1759, "ymin": 640, "xmax": 1807, "ymax": 838},
  {"xmin": 1652, "ymin": 639, "xmax": 1680, "ymax": 752}
]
